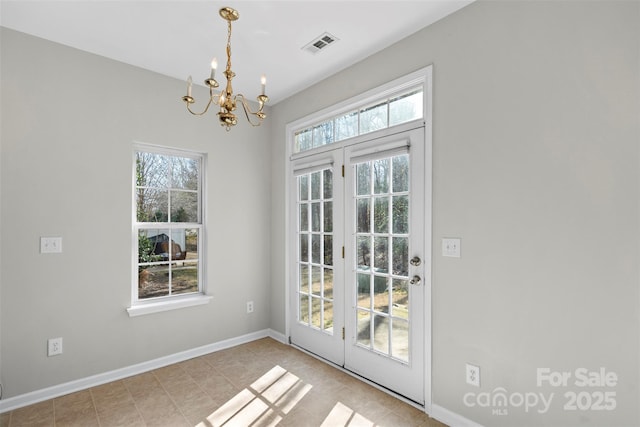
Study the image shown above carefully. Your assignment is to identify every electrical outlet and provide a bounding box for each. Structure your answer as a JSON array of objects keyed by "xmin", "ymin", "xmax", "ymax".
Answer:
[
  {"xmin": 466, "ymin": 363, "xmax": 480, "ymax": 387},
  {"xmin": 442, "ymin": 238, "xmax": 461, "ymax": 258},
  {"xmin": 48, "ymin": 337, "xmax": 63, "ymax": 356},
  {"xmin": 246, "ymin": 301, "xmax": 254, "ymax": 313},
  {"xmin": 40, "ymin": 237, "xmax": 63, "ymax": 254}
]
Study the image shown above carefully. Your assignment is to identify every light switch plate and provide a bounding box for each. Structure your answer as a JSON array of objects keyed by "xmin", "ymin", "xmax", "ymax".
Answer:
[
  {"xmin": 41, "ymin": 237, "xmax": 63, "ymax": 254},
  {"xmin": 442, "ymin": 238, "xmax": 461, "ymax": 257}
]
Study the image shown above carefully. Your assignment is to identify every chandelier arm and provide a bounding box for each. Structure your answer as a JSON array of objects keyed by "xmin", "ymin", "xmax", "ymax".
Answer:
[
  {"xmin": 238, "ymin": 95, "xmax": 265, "ymax": 127},
  {"xmin": 185, "ymin": 97, "xmax": 215, "ymax": 116}
]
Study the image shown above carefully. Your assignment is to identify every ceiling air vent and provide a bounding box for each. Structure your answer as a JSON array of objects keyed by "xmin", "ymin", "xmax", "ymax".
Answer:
[{"xmin": 302, "ymin": 32, "xmax": 339, "ymax": 55}]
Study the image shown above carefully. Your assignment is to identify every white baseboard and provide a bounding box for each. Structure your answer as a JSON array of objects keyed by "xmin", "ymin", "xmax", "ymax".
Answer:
[
  {"xmin": 0, "ymin": 328, "xmax": 283, "ymax": 414},
  {"xmin": 431, "ymin": 403, "xmax": 484, "ymax": 427}
]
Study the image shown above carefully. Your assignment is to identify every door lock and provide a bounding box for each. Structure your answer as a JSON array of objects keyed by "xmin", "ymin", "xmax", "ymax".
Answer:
[
  {"xmin": 410, "ymin": 256, "xmax": 421, "ymax": 266},
  {"xmin": 410, "ymin": 275, "xmax": 421, "ymax": 286}
]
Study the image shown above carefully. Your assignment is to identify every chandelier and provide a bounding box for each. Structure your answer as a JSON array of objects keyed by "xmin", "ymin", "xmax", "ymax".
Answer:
[{"xmin": 182, "ymin": 7, "xmax": 268, "ymax": 131}]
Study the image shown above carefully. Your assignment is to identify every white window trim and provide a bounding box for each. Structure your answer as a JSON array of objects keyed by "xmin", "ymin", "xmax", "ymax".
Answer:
[{"xmin": 128, "ymin": 142, "xmax": 210, "ymax": 317}]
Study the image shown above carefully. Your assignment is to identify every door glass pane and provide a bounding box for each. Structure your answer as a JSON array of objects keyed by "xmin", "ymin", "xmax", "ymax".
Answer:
[
  {"xmin": 373, "ymin": 314, "xmax": 390, "ymax": 354},
  {"xmin": 312, "ymin": 266, "xmax": 321, "ymax": 295},
  {"xmin": 300, "ymin": 265, "xmax": 309, "ymax": 294},
  {"xmin": 391, "ymin": 319, "xmax": 409, "ymax": 362},
  {"xmin": 356, "ymin": 199, "xmax": 370, "ymax": 233},
  {"xmin": 312, "ymin": 235, "xmax": 321, "ymax": 264},
  {"xmin": 324, "ymin": 202, "xmax": 333, "ymax": 232},
  {"xmin": 373, "ymin": 158, "xmax": 390, "ymax": 194},
  {"xmin": 392, "ymin": 155, "xmax": 409, "ymax": 192},
  {"xmin": 357, "ymin": 274, "xmax": 370, "ymax": 308},
  {"xmin": 392, "ymin": 196, "xmax": 408, "ymax": 234},
  {"xmin": 323, "ymin": 169, "xmax": 333, "ymax": 199},
  {"xmin": 324, "ymin": 300, "xmax": 334, "ymax": 332},
  {"xmin": 324, "ymin": 235, "xmax": 333, "ymax": 266},
  {"xmin": 374, "ymin": 237, "xmax": 389, "ymax": 273},
  {"xmin": 311, "ymin": 203, "xmax": 321, "ymax": 232},
  {"xmin": 311, "ymin": 297, "xmax": 322, "ymax": 328},
  {"xmin": 373, "ymin": 276, "xmax": 389, "ymax": 314},
  {"xmin": 374, "ymin": 197, "xmax": 389, "ymax": 233},
  {"xmin": 300, "ymin": 204, "xmax": 309, "ymax": 231},
  {"xmin": 356, "ymin": 163, "xmax": 370, "ymax": 195},
  {"xmin": 357, "ymin": 310, "xmax": 371, "ymax": 346},
  {"xmin": 300, "ymin": 295, "xmax": 310, "ymax": 324},
  {"xmin": 299, "ymin": 175, "xmax": 309, "ymax": 201},
  {"xmin": 311, "ymin": 171, "xmax": 321, "ymax": 200},
  {"xmin": 300, "ymin": 234, "xmax": 308, "ymax": 262},
  {"xmin": 392, "ymin": 279, "xmax": 409, "ymax": 319},
  {"xmin": 324, "ymin": 268, "xmax": 334, "ymax": 299},
  {"xmin": 357, "ymin": 236, "xmax": 371, "ymax": 270},
  {"xmin": 392, "ymin": 237, "xmax": 408, "ymax": 276}
]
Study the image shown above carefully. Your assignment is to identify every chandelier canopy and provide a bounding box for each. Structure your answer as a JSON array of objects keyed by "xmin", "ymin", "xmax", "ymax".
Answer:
[{"xmin": 182, "ymin": 7, "xmax": 268, "ymax": 131}]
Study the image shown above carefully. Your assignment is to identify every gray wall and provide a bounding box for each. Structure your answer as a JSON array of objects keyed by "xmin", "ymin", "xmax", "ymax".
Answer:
[
  {"xmin": 269, "ymin": 1, "xmax": 639, "ymax": 426},
  {"xmin": 0, "ymin": 28, "xmax": 272, "ymax": 397}
]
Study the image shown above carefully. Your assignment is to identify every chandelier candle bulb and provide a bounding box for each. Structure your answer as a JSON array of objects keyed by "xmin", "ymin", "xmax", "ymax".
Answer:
[
  {"xmin": 211, "ymin": 58, "xmax": 217, "ymax": 79},
  {"xmin": 261, "ymin": 75, "xmax": 266, "ymax": 96},
  {"xmin": 187, "ymin": 76, "xmax": 192, "ymax": 98}
]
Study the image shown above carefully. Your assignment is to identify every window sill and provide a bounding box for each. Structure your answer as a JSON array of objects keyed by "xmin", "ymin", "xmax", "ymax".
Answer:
[{"xmin": 127, "ymin": 294, "xmax": 212, "ymax": 317}]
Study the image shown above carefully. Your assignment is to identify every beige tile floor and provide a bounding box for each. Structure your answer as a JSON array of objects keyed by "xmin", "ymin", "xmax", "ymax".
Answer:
[{"xmin": 0, "ymin": 338, "xmax": 447, "ymax": 427}]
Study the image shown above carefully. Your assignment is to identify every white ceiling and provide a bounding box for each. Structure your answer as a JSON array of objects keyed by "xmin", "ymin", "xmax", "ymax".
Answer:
[{"xmin": 0, "ymin": 0, "xmax": 473, "ymax": 104}]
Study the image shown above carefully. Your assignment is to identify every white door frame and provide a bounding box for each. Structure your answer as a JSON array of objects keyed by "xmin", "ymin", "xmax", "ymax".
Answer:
[{"xmin": 284, "ymin": 66, "xmax": 432, "ymax": 413}]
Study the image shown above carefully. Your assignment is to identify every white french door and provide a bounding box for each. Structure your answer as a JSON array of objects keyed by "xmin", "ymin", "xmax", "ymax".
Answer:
[{"xmin": 289, "ymin": 124, "xmax": 428, "ymax": 405}]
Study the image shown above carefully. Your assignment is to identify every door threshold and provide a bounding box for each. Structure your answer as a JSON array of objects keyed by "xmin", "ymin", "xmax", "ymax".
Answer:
[{"xmin": 289, "ymin": 342, "xmax": 426, "ymax": 411}]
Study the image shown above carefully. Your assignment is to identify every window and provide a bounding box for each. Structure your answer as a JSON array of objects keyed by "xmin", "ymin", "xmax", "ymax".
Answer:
[
  {"xmin": 130, "ymin": 144, "xmax": 208, "ymax": 315},
  {"xmin": 293, "ymin": 87, "xmax": 423, "ymax": 154}
]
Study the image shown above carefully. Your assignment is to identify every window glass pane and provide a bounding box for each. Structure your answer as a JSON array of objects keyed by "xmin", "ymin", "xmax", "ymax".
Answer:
[
  {"xmin": 138, "ymin": 264, "xmax": 170, "ymax": 299},
  {"xmin": 373, "ymin": 158, "xmax": 390, "ymax": 194},
  {"xmin": 170, "ymin": 190, "xmax": 198, "ymax": 222},
  {"xmin": 389, "ymin": 90, "xmax": 423, "ymax": 127},
  {"xmin": 185, "ymin": 228, "xmax": 198, "ymax": 260},
  {"xmin": 335, "ymin": 111, "xmax": 358, "ymax": 141},
  {"xmin": 360, "ymin": 102, "xmax": 387, "ymax": 135},
  {"xmin": 295, "ymin": 129, "xmax": 313, "ymax": 152},
  {"xmin": 374, "ymin": 196, "xmax": 389, "ymax": 233},
  {"xmin": 136, "ymin": 188, "xmax": 168, "ymax": 222},
  {"xmin": 313, "ymin": 122, "xmax": 334, "ymax": 148},
  {"xmin": 170, "ymin": 229, "xmax": 189, "ymax": 261},
  {"xmin": 172, "ymin": 262, "xmax": 198, "ymax": 295},
  {"xmin": 136, "ymin": 152, "xmax": 169, "ymax": 189},
  {"xmin": 170, "ymin": 156, "xmax": 199, "ymax": 190},
  {"xmin": 356, "ymin": 163, "xmax": 371, "ymax": 195},
  {"xmin": 392, "ymin": 155, "xmax": 409, "ymax": 193}
]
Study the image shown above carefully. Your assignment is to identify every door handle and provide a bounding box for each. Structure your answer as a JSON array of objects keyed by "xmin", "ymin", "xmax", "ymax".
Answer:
[
  {"xmin": 410, "ymin": 256, "xmax": 421, "ymax": 266},
  {"xmin": 409, "ymin": 275, "xmax": 421, "ymax": 286}
]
